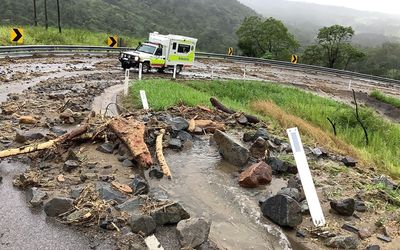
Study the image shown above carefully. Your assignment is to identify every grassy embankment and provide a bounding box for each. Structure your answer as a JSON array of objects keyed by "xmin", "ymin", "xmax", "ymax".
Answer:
[
  {"xmin": 0, "ymin": 25, "xmax": 140, "ymax": 46},
  {"xmin": 130, "ymin": 79, "xmax": 400, "ymax": 179},
  {"xmin": 370, "ymin": 90, "xmax": 400, "ymax": 109}
]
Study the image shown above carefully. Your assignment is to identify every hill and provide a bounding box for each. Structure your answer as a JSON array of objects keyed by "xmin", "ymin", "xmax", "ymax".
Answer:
[
  {"xmin": 238, "ymin": 0, "xmax": 400, "ymax": 47},
  {"xmin": 0, "ymin": 0, "xmax": 256, "ymax": 52}
]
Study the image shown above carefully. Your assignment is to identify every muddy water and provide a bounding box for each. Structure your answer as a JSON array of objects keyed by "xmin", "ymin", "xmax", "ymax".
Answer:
[
  {"xmin": 92, "ymin": 84, "xmax": 124, "ymax": 117},
  {"xmin": 151, "ymin": 139, "xmax": 291, "ymax": 250}
]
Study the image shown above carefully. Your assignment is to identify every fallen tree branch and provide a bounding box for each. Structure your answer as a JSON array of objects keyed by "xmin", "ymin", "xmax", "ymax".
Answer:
[
  {"xmin": 352, "ymin": 89, "xmax": 369, "ymax": 145},
  {"xmin": 156, "ymin": 129, "xmax": 171, "ymax": 179},
  {"xmin": 0, "ymin": 124, "xmax": 88, "ymax": 159},
  {"xmin": 109, "ymin": 117, "xmax": 153, "ymax": 168},
  {"xmin": 210, "ymin": 97, "xmax": 260, "ymax": 123},
  {"xmin": 327, "ymin": 117, "xmax": 337, "ymax": 136}
]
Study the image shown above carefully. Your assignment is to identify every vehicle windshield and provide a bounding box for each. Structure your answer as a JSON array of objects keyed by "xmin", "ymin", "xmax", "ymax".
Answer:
[{"xmin": 136, "ymin": 44, "xmax": 157, "ymax": 54}]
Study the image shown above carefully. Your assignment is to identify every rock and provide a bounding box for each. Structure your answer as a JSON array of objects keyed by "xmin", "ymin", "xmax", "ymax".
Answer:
[
  {"xmin": 97, "ymin": 184, "xmax": 127, "ymax": 204},
  {"xmin": 116, "ymin": 197, "xmax": 146, "ymax": 215},
  {"xmin": 19, "ymin": 115, "xmax": 38, "ymax": 124},
  {"xmin": 50, "ymin": 127, "xmax": 67, "ymax": 136},
  {"xmin": 27, "ymin": 187, "xmax": 47, "ymax": 207},
  {"xmin": 236, "ymin": 114, "xmax": 248, "ymax": 124},
  {"xmin": 63, "ymin": 160, "xmax": 80, "ymax": 172},
  {"xmin": 311, "ymin": 147, "xmax": 328, "ymax": 158},
  {"xmin": 277, "ymin": 188, "xmax": 301, "ymax": 202},
  {"xmin": 168, "ymin": 117, "xmax": 189, "ymax": 131},
  {"xmin": 373, "ymin": 175, "xmax": 398, "ymax": 189},
  {"xmin": 177, "ymin": 218, "xmax": 211, "ymax": 249},
  {"xmin": 118, "ymin": 143, "xmax": 130, "ymax": 156},
  {"xmin": 15, "ymin": 129, "xmax": 45, "ymax": 143},
  {"xmin": 213, "ymin": 130, "xmax": 250, "ymax": 167},
  {"xmin": 325, "ymin": 236, "xmax": 359, "ymax": 249},
  {"xmin": 300, "ymin": 200, "xmax": 309, "ymax": 214},
  {"xmin": 96, "ymin": 142, "xmax": 114, "ymax": 154},
  {"xmin": 280, "ymin": 142, "xmax": 292, "ymax": 153},
  {"xmin": 80, "ymin": 172, "xmax": 98, "ymax": 182},
  {"xmin": 254, "ymin": 128, "xmax": 270, "ymax": 141},
  {"xmin": 130, "ymin": 175, "xmax": 149, "ymax": 195},
  {"xmin": 122, "ymin": 159, "xmax": 134, "ymax": 168},
  {"xmin": 341, "ymin": 224, "xmax": 359, "ymax": 234},
  {"xmin": 261, "ymin": 194, "xmax": 302, "ymax": 227},
  {"xmin": 128, "ymin": 214, "xmax": 156, "ymax": 236},
  {"xmin": 377, "ymin": 234, "xmax": 391, "ymax": 242},
  {"xmin": 267, "ymin": 157, "xmax": 297, "ymax": 174},
  {"xmin": 243, "ymin": 132, "xmax": 256, "ymax": 142},
  {"xmin": 355, "ymin": 200, "xmax": 367, "ymax": 212},
  {"xmin": 177, "ymin": 131, "xmax": 193, "ymax": 142},
  {"xmin": 148, "ymin": 167, "xmax": 164, "ymax": 179},
  {"xmin": 366, "ymin": 245, "xmax": 380, "ymax": 250},
  {"xmin": 44, "ymin": 197, "xmax": 74, "ymax": 217},
  {"xmin": 330, "ymin": 198, "xmax": 355, "ymax": 216},
  {"xmin": 249, "ymin": 137, "xmax": 269, "ymax": 159},
  {"xmin": 66, "ymin": 148, "xmax": 79, "ymax": 161},
  {"xmin": 341, "ymin": 157, "xmax": 357, "ymax": 167},
  {"xmin": 70, "ymin": 185, "xmax": 84, "ymax": 199},
  {"xmin": 358, "ymin": 228, "xmax": 372, "ymax": 240},
  {"xmin": 150, "ymin": 202, "xmax": 190, "ymax": 225},
  {"xmin": 59, "ymin": 108, "xmax": 74, "ymax": 119},
  {"xmin": 296, "ymin": 230, "xmax": 306, "ymax": 238},
  {"xmin": 168, "ymin": 138, "xmax": 182, "ymax": 150},
  {"xmin": 239, "ymin": 162, "xmax": 272, "ymax": 188}
]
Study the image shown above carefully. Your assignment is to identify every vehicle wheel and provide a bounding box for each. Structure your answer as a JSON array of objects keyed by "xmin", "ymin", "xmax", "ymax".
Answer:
[
  {"xmin": 176, "ymin": 65, "xmax": 183, "ymax": 75},
  {"xmin": 121, "ymin": 63, "xmax": 130, "ymax": 70},
  {"xmin": 142, "ymin": 62, "xmax": 151, "ymax": 73}
]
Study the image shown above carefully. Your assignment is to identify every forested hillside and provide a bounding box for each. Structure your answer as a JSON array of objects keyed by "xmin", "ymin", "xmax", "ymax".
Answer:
[{"xmin": 0, "ymin": 0, "xmax": 256, "ymax": 52}]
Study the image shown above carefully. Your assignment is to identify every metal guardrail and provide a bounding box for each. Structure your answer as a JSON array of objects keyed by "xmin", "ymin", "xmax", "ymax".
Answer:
[{"xmin": 1, "ymin": 45, "xmax": 399, "ymax": 85}]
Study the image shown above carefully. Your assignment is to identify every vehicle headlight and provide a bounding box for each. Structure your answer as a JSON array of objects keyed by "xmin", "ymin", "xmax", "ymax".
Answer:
[{"xmin": 135, "ymin": 56, "xmax": 139, "ymax": 61}]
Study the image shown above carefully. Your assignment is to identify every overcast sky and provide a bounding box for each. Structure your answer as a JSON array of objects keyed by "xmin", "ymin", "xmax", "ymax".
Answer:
[{"xmin": 290, "ymin": 0, "xmax": 400, "ymax": 15}]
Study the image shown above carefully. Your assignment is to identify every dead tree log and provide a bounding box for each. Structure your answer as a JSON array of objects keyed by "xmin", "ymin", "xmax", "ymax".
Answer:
[
  {"xmin": 0, "ymin": 124, "xmax": 88, "ymax": 159},
  {"xmin": 109, "ymin": 117, "xmax": 153, "ymax": 168},
  {"xmin": 210, "ymin": 97, "xmax": 260, "ymax": 124},
  {"xmin": 327, "ymin": 117, "xmax": 337, "ymax": 136},
  {"xmin": 156, "ymin": 129, "xmax": 171, "ymax": 179}
]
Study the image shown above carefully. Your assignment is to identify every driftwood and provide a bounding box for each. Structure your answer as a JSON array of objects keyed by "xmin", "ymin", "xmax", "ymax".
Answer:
[
  {"xmin": 0, "ymin": 124, "xmax": 88, "ymax": 159},
  {"xmin": 156, "ymin": 129, "xmax": 171, "ymax": 179},
  {"xmin": 109, "ymin": 117, "xmax": 153, "ymax": 168},
  {"xmin": 210, "ymin": 97, "xmax": 260, "ymax": 124},
  {"xmin": 190, "ymin": 120, "xmax": 225, "ymax": 133}
]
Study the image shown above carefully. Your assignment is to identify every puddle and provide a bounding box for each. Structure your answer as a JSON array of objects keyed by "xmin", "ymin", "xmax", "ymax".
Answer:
[
  {"xmin": 151, "ymin": 138, "xmax": 291, "ymax": 250},
  {"xmin": 92, "ymin": 84, "xmax": 125, "ymax": 117},
  {"xmin": 0, "ymin": 160, "xmax": 113, "ymax": 249}
]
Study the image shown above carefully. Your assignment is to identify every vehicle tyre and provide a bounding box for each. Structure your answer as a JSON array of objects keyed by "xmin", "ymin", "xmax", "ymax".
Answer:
[
  {"xmin": 121, "ymin": 63, "xmax": 130, "ymax": 70},
  {"xmin": 176, "ymin": 65, "xmax": 183, "ymax": 75},
  {"xmin": 142, "ymin": 62, "xmax": 151, "ymax": 73}
]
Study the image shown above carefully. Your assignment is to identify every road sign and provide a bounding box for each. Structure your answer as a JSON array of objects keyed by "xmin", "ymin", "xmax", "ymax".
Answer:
[
  {"xmin": 10, "ymin": 28, "xmax": 24, "ymax": 44},
  {"xmin": 107, "ymin": 36, "xmax": 118, "ymax": 48},
  {"xmin": 228, "ymin": 47, "xmax": 234, "ymax": 56},
  {"xmin": 287, "ymin": 127, "xmax": 326, "ymax": 227},
  {"xmin": 291, "ymin": 54, "xmax": 298, "ymax": 64}
]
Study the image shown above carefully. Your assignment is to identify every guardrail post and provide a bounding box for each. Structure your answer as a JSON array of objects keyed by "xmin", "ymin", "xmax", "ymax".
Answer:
[
  {"xmin": 173, "ymin": 65, "xmax": 177, "ymax": 79},
  {"xmin": 124, "ymin": 69, "xmax": 130, "ymax": 96},
  {"xmin": 138, "ymin": 63, "xmax": 143, "ymax": 80}
]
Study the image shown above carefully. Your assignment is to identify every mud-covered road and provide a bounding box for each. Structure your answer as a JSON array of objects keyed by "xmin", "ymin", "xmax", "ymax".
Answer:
[{"xmin": 0, "ymin": 55, "xmax": 399, "ymax": 250}]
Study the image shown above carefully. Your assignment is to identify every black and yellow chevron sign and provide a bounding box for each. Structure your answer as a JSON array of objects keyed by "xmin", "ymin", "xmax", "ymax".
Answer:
[
  {"xmin": 291, "ymin": 54, "xmax": 298, "ymax": 64},
  {"xmin": 228, "ymin": 47, "xmax": 234, "ymax": 56},
  {"xmin": 107, "ymin": 36, "xmax": 118, "ymax": 48},
  {"xmin": 10, "ymin": 28, "xmax": 24, "ymax": 44}
]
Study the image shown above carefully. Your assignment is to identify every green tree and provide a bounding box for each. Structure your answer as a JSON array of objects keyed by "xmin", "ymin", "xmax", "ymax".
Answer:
[
  {"xmin": 236, "ymin": 16, "xmax": 299, "ymax": 60},
  {"xmin": 341, "ymin": 43, "xmax": 365, "ymax": 70},
  {"xmin": 316, "ymin": 25, "xmax": 354, "ymax": 68}
]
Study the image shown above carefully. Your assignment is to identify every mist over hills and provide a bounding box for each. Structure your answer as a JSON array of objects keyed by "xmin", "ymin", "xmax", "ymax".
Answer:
[{"xmin": 238, "ymin": 0, "xmax": 400, "ymax": 47}]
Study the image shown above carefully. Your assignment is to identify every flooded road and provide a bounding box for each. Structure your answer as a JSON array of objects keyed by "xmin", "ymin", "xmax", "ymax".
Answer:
[{"xmin": 151, "ymin": 139, "xmax": 291, "ymax": 250}]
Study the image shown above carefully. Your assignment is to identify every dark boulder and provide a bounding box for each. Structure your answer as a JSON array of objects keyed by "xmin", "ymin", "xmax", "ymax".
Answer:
[
  {"xmin": 261, "ymin": 194, "xmax": 302, "ymax": 227},
  {"xmin": 150, "ymin": 202, "xmax": 190, "ymax": 225},
  {"xmin": 177, "ymin": 218, "xmax": 211, "ymax": 249},
  {"xmin": 128, "ymin": 214, "xmax": 156, "ymax": 236},
  {"xmin": 330, "ymin": 198, "xmax": 355, "ymax": 216},
  {"xmin": 130, "ymin": 175, "xmax": 149, "ymax": 195},
  {"xmin": 44, "ymin": 197, "xmax": 74, "ymax": 217},
  {"xmin": 325, "ymin": 236, "xmax": 358, "ymax": 249},
  {"xmin": 213, "ymin": 130, "xmax": 249, "ymax": 167},
  {"xmin": 96, "ymin": 142, "xmax": 114, "ymax": 154},
  {"xmin": 249, "ymin": 137, "xmax": 269, "ymax": 159}
]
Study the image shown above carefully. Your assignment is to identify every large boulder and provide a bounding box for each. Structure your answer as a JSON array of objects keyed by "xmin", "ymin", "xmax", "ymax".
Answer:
[
  {"xmin": 128, "ymin": 214, "xmax": 156, "ymax": 236},
  {"xmin": 213, "ymin": 130, "xmax": 249, "ymax": 167},
  {"xmin": 177, "ymin": 218, "xmax": 211, "ymax": 249},
  {"xmin": 167, "ymin": 117, "xmax": 189, "ymax": 131},
  {"xmin": 267, "ymin": 157, "xmax": 297, "ymax": 174},
  {"xmin": 150, "ymin": 202, "xmax": 190, "ymax": 225},
  {"xmin": 277, "ymin": 188, "xmax": 301, "ymax": 202},
  {"xmin": 261, "ymin": 194, "xmax": 302, "ymax": 227},
  {"xmin": 330, "ymin": 198, "xmax": 355, "ymax": 216},
  {"xmin": 44, "ymin": 197, "xmax": 74, "ymax": 217},
  {"xmin": 239, "ymin": 162, "xmax": 272, "ymax": 188}
]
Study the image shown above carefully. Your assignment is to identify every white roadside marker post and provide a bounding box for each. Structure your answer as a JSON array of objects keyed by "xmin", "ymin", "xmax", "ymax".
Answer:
[
  {"xmin": 138, "ymin": 63, "xmax": 143, "ymax": 80},
  {"xmin": 348, "ymin": 80, "xmax": 352, "ymax": 90},
  {"xmin": 124, "ymin": 69, "xmax": 130, "ymax": 96},
  {"xmin": 173, "ymin": 65, "xmax": 177, "ymax": 79},
  {"xmin": 287, "ymin": 127, "xmax": 326, "ymax": 227},
  {"xmin": 243, "ymin": 65, "xmax": 247, "ymax": 79},
  {"xmin": 211, "ymin": 68, "xmax": 214, "ymax": 79},
  {"xmin": 140, "ymin": 90, "xmax": 149, "ymax": 110}
]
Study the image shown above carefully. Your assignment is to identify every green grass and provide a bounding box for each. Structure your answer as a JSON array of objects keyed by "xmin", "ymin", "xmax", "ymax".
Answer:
[
  {"xmin": 0, "ymin": 25, "xmax": 141, "ymax": 46},
  {"xmin": 370, "ymin": 90, "xmax": 400, "ymax": 109},
  {"xmin": 130, "ymin": 79, "xmax": 400, "ymax": 179}
]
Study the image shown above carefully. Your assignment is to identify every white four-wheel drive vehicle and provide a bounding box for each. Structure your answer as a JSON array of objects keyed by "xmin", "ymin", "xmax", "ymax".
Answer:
[{"xmin": 119, "ymin": 32, "xmax": 198, "ymax": 74}]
